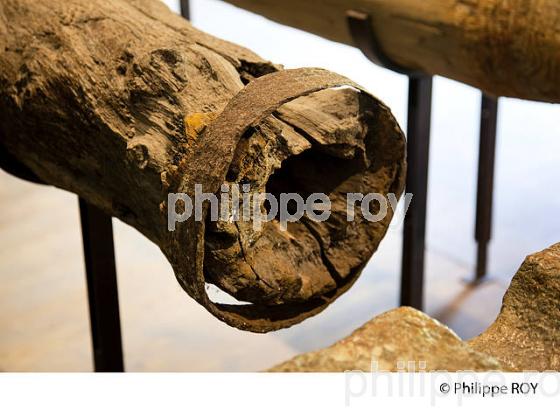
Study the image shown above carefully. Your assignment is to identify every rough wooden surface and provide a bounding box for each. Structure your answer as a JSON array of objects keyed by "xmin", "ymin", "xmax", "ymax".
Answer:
[
  {"xmin": 469, "ymin": 242, "xmax": 560, "ymax": 371},
  {"xmin": 0, "ymin": 0, "xmax": 405, "ymax": 331},
  {"xmin": 222, "ymin": 0, "xmax": 560, "ymax": 103},
  {"xmin": 270, "ymin": 243, "xmax": 560, "ymax": 371},
  {"xmin": 270, "ymin": 307, "xmax": 507, "ymax": 371}
]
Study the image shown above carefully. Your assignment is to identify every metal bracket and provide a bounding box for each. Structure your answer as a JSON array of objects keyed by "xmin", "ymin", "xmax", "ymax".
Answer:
[{"xmin": 346, "ymin": 10, "xmax": 425, "ymax": 77}]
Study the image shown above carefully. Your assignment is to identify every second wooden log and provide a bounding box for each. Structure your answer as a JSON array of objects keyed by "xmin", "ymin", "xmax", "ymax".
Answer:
[{"xmin": 222, "ymin": 0, "xmax": 560, "ymax": 103}]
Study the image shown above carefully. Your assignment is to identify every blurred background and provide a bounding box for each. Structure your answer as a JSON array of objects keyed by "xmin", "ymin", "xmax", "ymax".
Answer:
[{"xmin": 1, "ymin": 0, "xmax": 559, "ymax": 371}]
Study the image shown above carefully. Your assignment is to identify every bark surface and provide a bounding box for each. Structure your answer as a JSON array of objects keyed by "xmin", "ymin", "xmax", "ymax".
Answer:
[
  {"xmin": 223, "ymin": 0, "xmax": 560, "ymax": 103},
  {"xmin": 0, "ymin": 0, "xmax": 406, "ymax": 331}
]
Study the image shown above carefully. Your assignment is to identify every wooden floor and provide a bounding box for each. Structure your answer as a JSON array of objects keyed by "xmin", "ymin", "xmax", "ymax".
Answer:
[{"xmin": 0, "ymin": 170, "xmax": 513, "ymax": 371}]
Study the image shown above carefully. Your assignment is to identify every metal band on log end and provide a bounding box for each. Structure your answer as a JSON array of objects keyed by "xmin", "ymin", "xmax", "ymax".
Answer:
[{"xmin": 167, "ymin": 68, "xmax": 405, "ymax": 332}]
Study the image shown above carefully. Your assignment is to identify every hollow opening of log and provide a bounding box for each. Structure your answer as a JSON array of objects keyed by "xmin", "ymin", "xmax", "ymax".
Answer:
[
  {"xmin": 204, "ymin": 140, "xmax": 369, "ymax": 307},
  {"xmin": 264, "ymin": 148, "xmax": 366, "ymax": 217},
  {"xmin": 204, "ymin": 142, "xmax": 364, "ymax": 306},
  {"xmin": 202, "ymin": 87, "xmax": 404, "ymax": 311}
]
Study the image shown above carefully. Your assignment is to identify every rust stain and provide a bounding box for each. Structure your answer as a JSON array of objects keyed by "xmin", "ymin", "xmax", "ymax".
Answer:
[{"xmin": 184, "ymin": 112, "xmax": 217, "ymax": 142}]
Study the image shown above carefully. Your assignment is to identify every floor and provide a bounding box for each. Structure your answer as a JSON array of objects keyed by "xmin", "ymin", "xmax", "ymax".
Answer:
[{"xmin": 1, "ymin": 0, "xmax": 559, "ymax": 371}]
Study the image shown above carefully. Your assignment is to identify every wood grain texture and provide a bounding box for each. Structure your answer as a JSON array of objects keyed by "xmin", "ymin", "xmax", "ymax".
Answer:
[
  {"xmin": 0, "ymin": 0, "xmax": 405, "ymax": 331},
  {"xmin": 222, "ymin": 0, "xmax": 560, "ymax": 103}
]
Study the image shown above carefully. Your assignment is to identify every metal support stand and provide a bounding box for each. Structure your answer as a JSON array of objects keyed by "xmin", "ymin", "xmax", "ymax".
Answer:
[
  {"xmin": 347, "ymin": 10, "xmax": 432, "ymax": 310},
  {"xmin": 79, "ymin": 198, "xmax": 124, "ymax": 372},
  {"xmin": 474, "ymin": 94, "xmax": 498, "ymax": 282},
  {"xmin": 0, "ymin": 147, "xmax": 124, "ymax": 372},
  {"xmin": 400, "ymin": 77, "xmax": 432, "ymax": 309},
  {"xmin": 180, "ymin": 0, "xmax": 190, "ymax": 20}
]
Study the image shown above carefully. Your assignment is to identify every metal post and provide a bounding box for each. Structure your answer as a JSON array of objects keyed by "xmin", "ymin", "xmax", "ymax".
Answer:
[
  {"xmin": 474, "ymin": 94, "xmax": 498, "ymax": 281},
  {"xmin": 400, "ymin": 76, "xmax": 433, "ymax": 309},
  {"xmin": 346, "ymin": 10, "xmax": 432, "ymax": 310},
  {"xmin": 79, "ymin": 198, "xmax": 124, "ymax": 372},
  {"xmin": 180, "ymin": 0, "xmax": 190, "ymax": 20}
]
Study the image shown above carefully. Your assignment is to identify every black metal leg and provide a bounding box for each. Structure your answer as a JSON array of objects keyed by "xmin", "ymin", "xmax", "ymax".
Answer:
[
  {"xmin": 79, "ymin": 198, "xmax": 124, "ymax": 372},
  {"xmin": 180, "ymin": 0, "xmax": 190, "ymax": 20},
  {"xmin": 474, "ymin": 94, "xmax": 498, "ymax": 281},
  {"xmin": 400, "ymin": 76, "xmax": 433, "ymax": 310},
  {"xmin": 344, "ymin": 10, "xmax": 433, "ymax": 310}
]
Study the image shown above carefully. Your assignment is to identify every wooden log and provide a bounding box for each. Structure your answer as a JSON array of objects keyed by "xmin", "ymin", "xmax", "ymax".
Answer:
[
  {"xmin": 222, "ymin": 0, "xmax": 560, "ymax": 103},
  {"xmin": 0, "ymin": 0, "xmax": 406, "ymax": 332}
]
